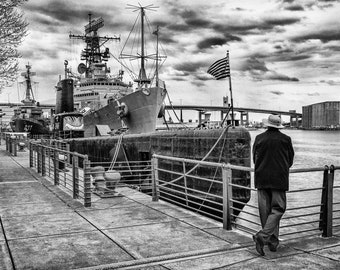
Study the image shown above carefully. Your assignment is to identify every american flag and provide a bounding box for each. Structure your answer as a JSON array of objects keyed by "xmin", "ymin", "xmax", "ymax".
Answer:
[{"xmin": 207, "ymin": 54, "xmax": 230, "ymax": 80}]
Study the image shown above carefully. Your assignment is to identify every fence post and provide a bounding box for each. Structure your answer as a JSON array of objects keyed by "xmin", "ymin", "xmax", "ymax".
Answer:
[
  {"xmin": 83, "ymin": 156, "xmax": 92, "ymax": 207},
  {"xmin": 319, "ymin": 165, "xmax": 329, "ymax": 232},
  {"xmin": 8, "ymin": 136, "xmax": 11, "ymax": 154},
  {"xmin": 41, "ymin": 145, "xmax": 46, "ymax": 176},
  {"xmin": 73, "ymin": 155, "xmax": 79, "ymax": 199},
  {"xmin": 152, "ymin": 157, "xmax": 159, "ymax": 202},
  {"xmin": 53, "ymin": 148, "xmax": 59, "ymax": 185},
  {"xmin": 182, "ymin": 161, "xmax": 189, "ymax": 206},
  {"xmin": 222, "ymin": 163, "xmax": 232, "ymax": 230},
  {"xmin": 29, "ymin": 142, "xmax": 33, "ymax": 168},
  {"xmin": 47, "ymin": 147, "xmax": 51, "ymax": 177},
  {"xmin": 322, "ymin": 165, "xmax": 334, "ymax": 237},
  {"xmin": 37, "ymin": 145, "xmax": 42, "ymax": 173},
  {"xmin": 5, "ymin": 134, "xmax": 8, "ymax": 151},
  {"xmin": 66, "ymin": 144, "xmax": 71, "ymax": 165},
  {"xmin": 12, "ymin": 136, "xmax": 17, "ymax": 156}
]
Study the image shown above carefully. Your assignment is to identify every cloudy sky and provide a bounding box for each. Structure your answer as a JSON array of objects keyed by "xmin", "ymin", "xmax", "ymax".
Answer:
[{"xmin": 2, "ymin": 0, "xmax": 340, "ymax": 121}]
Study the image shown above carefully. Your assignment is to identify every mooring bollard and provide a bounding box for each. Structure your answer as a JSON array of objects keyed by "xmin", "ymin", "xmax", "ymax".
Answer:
[
  {"xmin": 104, "ymin": 170, "xmax": 121, "ymax": 191},
  {"xmin": 90, "ymin": 166, "xmax": 106, "ymax": 190},
  {"xmin": 18, "ymin": 142, "xmax": 26, "ymax": 151}
]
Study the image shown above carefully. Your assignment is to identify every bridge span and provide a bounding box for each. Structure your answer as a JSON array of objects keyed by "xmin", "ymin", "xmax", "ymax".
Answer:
[
  {"xmin": 0, "ymin": 103, "xmax": 302, "ymax": 127},
  {"xmin": 165, "ymin": 105, "xmax": 302, "ymax": 127}
]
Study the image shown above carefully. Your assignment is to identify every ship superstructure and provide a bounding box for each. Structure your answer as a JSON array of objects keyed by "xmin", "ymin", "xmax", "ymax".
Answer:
[
  {"xmin": 65, "ymin": 8, "xmax": 166, "ymax": 137},
  {"xmin": 69, "ymin": 13, "xmax": 133, "ymax": 112}
]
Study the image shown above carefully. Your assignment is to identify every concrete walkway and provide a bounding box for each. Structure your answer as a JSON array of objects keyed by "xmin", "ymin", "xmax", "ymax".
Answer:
[{"xmin": 0, "ymin": 143, "xmax": 340, "ymax": 269}]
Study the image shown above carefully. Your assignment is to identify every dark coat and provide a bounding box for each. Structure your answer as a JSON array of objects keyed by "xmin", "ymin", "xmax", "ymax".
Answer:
[{"xmin": 253, "ymin": 128, "xmax": 294, "ymax": 191}]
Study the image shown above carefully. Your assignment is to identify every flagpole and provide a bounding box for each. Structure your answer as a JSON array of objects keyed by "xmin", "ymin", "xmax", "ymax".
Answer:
[{"xmin": 227, "ymin": 51, "xmax": 235, "ymax": 127}]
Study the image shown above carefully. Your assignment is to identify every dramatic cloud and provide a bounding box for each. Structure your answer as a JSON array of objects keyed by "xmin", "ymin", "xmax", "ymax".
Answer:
[
  {"xmin": 284, "ymin": 5, "xmax": 305, "ymax": 11},
  {"xmin": 292, "ymin": 29, "xmax": 340, "ymax": 43},
  {"xmin": 197, "ymin": 36, "xmax": 241, "ymax": 50},
  {"xmin": 320, "ymin": 80, "xmax": 340, "ymax": 85},
  {"xmin": 307, "ymin": 92, "xmax": 320, "ymax": 96},
  {"xmin": 173, "ymin": 62, "xmax": 202, "ymax": 74},
  {"xmin": 270, "ymin": 91, "xmax": 285, "ymax": 95},
  {"xmin": 1, "ymin": 0, "xmax": 339, "ymax": 117},
  {"xmin": 265, "ymin": 72, "xmax": 299, "ymax": 82},
  {"xmin": 240, "ymin": 57, "xmax": 299, "ymax": 81}
]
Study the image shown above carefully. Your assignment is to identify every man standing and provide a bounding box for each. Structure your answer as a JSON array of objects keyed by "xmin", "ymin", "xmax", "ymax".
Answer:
[{"xmin": 252, "ymin": 114, "xmax": 294, "ymax": 256}]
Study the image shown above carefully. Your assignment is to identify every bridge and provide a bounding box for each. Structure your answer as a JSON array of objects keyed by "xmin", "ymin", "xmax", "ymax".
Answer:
[
  {"xmin": 0, "ymin": 102, "xmax": 55, "ymax": 108},
  {"xmin": 0, "ymin": 102, "xmax": 302, "ymax": 127},
  {"xmin": 165, "ymin": 105, "xmax": 302, "ymax": 127}
]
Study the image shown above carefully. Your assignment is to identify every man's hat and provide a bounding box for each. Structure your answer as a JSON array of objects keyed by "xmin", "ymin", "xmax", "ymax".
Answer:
[{"xmin": 262, "ymin": 114, "xmax": 284, "ymax": 129}]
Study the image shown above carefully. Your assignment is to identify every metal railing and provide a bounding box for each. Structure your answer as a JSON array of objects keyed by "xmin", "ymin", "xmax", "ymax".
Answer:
[
  {"xmin": 29, "ymin": 140, "xmax": 92, "ymax": 207},
  {"xmin": 151, "ymin": 154, "xmax": 339, "ymax": 239},
  {"xmin": 4, "ymin": 132, "xmax": 30, "ymax": 156},
  {"xmin": 24, "ymin": 141, "xmax": 340, "ymax": 238},
  {"xmin": 28, "ymin": 140, "xmax": 153, "ymax": 206}
]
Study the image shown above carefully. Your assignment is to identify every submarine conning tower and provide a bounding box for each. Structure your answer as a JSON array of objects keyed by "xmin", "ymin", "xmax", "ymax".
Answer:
[{"xmin": 55, "ymin": 78, "xmax": 74, "ymax": 114}]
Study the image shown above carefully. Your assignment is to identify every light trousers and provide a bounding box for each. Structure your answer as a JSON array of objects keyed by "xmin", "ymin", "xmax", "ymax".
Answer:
[{"xmin": 257, "ymin": 189, "xmax": 286, "ymax": 245}]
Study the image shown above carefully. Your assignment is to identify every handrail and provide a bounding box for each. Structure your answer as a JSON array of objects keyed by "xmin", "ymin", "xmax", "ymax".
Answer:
[
  {"xmin": 153, "ymin": 153, "xmax": 332, "ymax": 174},
  {"xmin": 25, "ymin": 141, "xmax": 340, "ymax": 238},
  {"xmin": 153, "ymin": 153, "xmax": 254, "ymax": 172},
  {"xmin": 30, "ymin": 141, "xmax": 87, "ymax": 159},
  {"xmin": 152, "ymin": 153, "xmax": 339, "ymax": 239},
  {"xmin": 29, "ymin": 140, "xmax": 156, "ymax": 207},
  {"xmin": 29, "ymin": 140, "xmax": 92, "ymax": 207}
]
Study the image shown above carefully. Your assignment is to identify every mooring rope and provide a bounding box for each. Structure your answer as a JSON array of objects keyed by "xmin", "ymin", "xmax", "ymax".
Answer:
[
  {"xmin": 196, "ymin": 125, "xmax": 229, "ymax": 211},
  {"xmin": 109, "ymin": 134, "xmax": 123, "ymax": 171}
]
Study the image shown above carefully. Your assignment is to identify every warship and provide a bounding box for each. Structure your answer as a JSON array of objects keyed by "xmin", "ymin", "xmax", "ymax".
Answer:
[
  {"xmin": 10, "ymin": 64, "xmax": 50, "ymax": 135},
  {"xmin": 63, "ymin": 7, "xmax": 166, "ymax": 137}
]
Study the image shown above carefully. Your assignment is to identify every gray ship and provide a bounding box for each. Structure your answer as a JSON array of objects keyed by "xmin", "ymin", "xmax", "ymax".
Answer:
[{"xmin": 66, "ymin": 8, "xmax": 166, "ymax": 137}]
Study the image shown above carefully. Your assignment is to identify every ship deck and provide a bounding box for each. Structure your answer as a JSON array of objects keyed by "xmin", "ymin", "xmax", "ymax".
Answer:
[{"xmin": 1, "ymin": 143, "xmax": 340, "ymax": 269}]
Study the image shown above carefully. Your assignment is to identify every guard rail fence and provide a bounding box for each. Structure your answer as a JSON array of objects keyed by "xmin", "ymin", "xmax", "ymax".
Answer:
[{"xmin": 151, "ymin": 154, "xmax": 339, "ymax": 239}]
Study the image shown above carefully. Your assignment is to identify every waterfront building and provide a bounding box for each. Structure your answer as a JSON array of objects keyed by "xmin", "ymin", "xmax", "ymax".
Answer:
[{"xmin": 302, "ymin": 101, "xmax": 340, "ymax": 129}]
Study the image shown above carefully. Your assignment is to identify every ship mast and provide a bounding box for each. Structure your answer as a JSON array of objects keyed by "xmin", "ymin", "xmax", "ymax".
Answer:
[
  {"xmin": 153, "ymin": 25, "xmax": 159, "ymax": 87},
  {"xmin": 137, "ymin": 6, "xmax": 151, "ymax": 87},
  {"xmin": 69, "ymin": 13, "xmax": 120, "ymax": 78},
  {"xmin": 21, "ymin": 64, "xmax": 36, "ymax": 105},
  {"xmin": 120, "ymin": 4, "xmax": 163, "ymax": 89}
]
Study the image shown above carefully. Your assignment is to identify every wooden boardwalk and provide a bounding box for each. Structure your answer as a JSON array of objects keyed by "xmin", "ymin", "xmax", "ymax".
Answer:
[{"xmin": 0, "ymin": 143, "xmax": 340, "ymax": 269}]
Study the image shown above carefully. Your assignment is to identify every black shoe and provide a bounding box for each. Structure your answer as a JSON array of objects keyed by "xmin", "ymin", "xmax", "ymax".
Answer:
[
  {"xmin": 253, "ymin": 235, "xmax": 265, "ymax": 256},
  {"xmin": 268, "ymin": 242, "xmax": 278, "ymax": 252}
]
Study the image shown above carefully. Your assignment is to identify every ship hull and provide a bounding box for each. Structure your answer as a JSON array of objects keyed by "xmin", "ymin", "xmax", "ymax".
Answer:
[
  {"xmin": 83, "ymin": 87, "xmax": 166, "ymax": 137},
  {"xmin": 10, "ymin": 118, "xmax": 50, "ymax": 135}
]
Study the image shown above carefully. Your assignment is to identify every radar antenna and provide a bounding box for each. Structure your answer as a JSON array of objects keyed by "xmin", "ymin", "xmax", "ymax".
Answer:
[{"xmin": 69, "ymin": 13, "xmax": 120, "ymax": 78}]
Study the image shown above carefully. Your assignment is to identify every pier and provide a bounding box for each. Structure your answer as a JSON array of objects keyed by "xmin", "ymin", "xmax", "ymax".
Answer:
[{"xmin": 1, "ymin": 137, "xmax": 340, "ymax": 269}]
